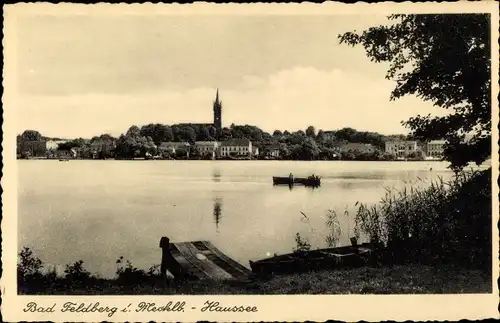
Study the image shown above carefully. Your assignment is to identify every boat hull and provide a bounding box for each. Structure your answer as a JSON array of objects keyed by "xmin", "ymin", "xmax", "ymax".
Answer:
[
  {"xmin": 272, "ymin": 176, "xmax": 320, "ymax": 187},
  {"xmin": 249, "ymin": 244, "xmax": 372, "ymax": 275}
]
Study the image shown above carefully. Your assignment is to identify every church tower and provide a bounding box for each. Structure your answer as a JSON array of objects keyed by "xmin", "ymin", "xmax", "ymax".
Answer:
[{"xmin": 213, "ymin": 88, "xmax": 222, "ymax": 135}]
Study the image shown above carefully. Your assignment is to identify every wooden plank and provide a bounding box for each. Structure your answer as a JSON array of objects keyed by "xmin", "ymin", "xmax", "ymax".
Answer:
[
  {"xmin": 169, "ymin": 245, "xmax": 209, "ymax": 280},
  {"xmin": 201, "ymin": 241, "xmax": 251, "ymax": 279},
  {"xmin": 202, "ymin": 241, "xmax": 251, "ymax": 273},
  {"xmin": 174, "ymin": 242, "xmax": 234, "ymax": 280},
  {"xmin": 182, "ymin": 242, "xmax": 235, "ymax": 280}
]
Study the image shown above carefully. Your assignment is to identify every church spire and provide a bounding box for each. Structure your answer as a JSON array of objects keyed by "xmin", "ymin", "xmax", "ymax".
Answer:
[{"xmin": 213, "ymin": 88, "xmax": 222, "ymax": 136}]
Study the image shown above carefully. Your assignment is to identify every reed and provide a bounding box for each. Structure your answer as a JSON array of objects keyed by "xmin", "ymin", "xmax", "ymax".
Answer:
[{"xmin": 353, "ymin": 168, "xmax": 491, "ymax": 269}]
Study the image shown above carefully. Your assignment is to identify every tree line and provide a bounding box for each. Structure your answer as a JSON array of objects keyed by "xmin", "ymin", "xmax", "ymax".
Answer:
[{"xmin": 17, "ymin": 124, "xmax": 409, "ymax": 160}]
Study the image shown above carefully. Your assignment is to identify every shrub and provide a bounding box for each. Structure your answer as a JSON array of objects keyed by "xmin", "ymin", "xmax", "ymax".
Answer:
[
  {"xmin": 64, "ymin": 260, "xmax": 92, "ymax": 284},
  {"xmin": 116, "ymin": 256, "xmax": 149, "ymax": 285},
  {"xmin": 17, "ymin": 247, "xmax": 43, "ymax": 283},
  {"xmin": 293, "ymin": 233, "xmax": 311, "ymax": 253}
]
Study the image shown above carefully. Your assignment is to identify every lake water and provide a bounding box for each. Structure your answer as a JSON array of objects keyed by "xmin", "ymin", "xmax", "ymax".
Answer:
[{"xmin": 18, "ymin": 160, "xmax": 455, "ymax": 278}]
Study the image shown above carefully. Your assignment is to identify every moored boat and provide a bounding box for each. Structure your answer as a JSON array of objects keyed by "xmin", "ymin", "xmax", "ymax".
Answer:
[{"xmin": 249, "ymin": 244, "xmax": 372, "ymax": 275}]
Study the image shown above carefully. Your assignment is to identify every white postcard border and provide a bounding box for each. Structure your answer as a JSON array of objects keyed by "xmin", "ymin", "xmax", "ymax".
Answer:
[{"xmin": 2, "ymin": 2, "xmax": 499, "ymax": 322}]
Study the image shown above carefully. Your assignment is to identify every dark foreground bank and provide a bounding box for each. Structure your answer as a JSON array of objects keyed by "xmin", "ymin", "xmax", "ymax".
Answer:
[{"xmin": 18, "ymin": 264, "xmax": 490, "ymax": 295}]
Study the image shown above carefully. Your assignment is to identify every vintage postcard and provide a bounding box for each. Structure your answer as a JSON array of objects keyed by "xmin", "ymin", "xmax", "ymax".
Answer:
[{"xmin": 2, "ymin": 2, "xmax": 499, "ymax": 322}]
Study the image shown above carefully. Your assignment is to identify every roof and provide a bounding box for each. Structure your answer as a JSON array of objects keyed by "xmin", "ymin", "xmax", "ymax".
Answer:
[
  {"xmin": 221, "ymin": 138, "xmax": 251, "ymax": 146},
  {"xmin": 160, "ymin": 142, "xmax": 190, "ymax": 147},
  {"xmin": 195, "ymin": 141, "xmax": 218, "ymax": 145},
  {"xmin": 428, "ymin": 140, "xmax": 446, "ymax": 144},
  {"xmin": 385, "ymin": 140, "xmax": 417, "ymax": 144},
  {"xmin": 341, "ymin": 143, "xmax": 376, "ymax": 151},
  {"xmin": 268, "ymin": 144, "xmax": 281, "ymax": 150}
]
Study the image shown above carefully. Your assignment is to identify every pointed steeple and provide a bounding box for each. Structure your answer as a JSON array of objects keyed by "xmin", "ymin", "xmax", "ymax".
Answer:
[{"xmin": 213, "ymin": 88, "xmax": 222, "ymax": 135}]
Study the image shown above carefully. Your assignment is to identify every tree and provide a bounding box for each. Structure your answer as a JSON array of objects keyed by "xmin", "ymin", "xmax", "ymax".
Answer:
[
  {"xmin": 334, "ymin": 128, "xmax": 356, "ymax": 142},
  {"xmin": 21, "ymin": 130, "xmax": 42, "ymax": 141},
  {"xmin": 156, "ymin": 124, "xmax": 174, "ymax": 143},
  {"xmin": 58, "ymin": 138, "xmax": 86, "ymax": 150},
  {"xmin": 292, "ymin": 137, "xmax": 320, "ymax": 160},
  {"xmin": 316, "ymin": 129, "xmax": 325, "ymax": 143},
  {"xmin": 208, "ymin": 125, "xmax": 217, "ymax": 139},
  {"xmin": 96, "ymin": 134, "xmax": 116, "ymax": 142},
  {"xmin": 220, "ymin": 127, "xmax": 232, "ymax": 141},
  {"xmin": 126, "ymin": 125, "xmax": 141, "ymax": 138},
  {"xmin": 273, "ymin": 130, "xmax": 283, "ymax": 137},
  {"xmin": 305, "ymin": 126, "xmax": 316, "ymax": 138},
  {"xmin": 340, "ymin": 14, "xmax": 491, "ymax": 170},
  {"xmin": 176, "ymin": 126, "xmax": 196, "ymax": 144},
  {"xmin": 287, "ymin": 130, "xmax": 306, "ymax": 145},
  {"xmin": 278, "ymin": 143, "xmax": 291, "ymax": 159},
  {"xmin": 197, "ymin": 126, "xmax": 211, "ymax": 141},
  {"xmin": 140, "ymin": 124, "xmax": 173, "ymax": 144}
]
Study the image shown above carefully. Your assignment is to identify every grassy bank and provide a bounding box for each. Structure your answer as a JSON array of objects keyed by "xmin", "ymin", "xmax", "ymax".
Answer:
[{"xmin": 18, "ymin": 264, "xmax": 491, "ymax": 295}]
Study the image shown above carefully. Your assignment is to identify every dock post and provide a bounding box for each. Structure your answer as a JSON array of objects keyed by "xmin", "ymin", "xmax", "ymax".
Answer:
[{"xmin": 159, "ymin": 236, "xmax": 171, "ymax": 279}]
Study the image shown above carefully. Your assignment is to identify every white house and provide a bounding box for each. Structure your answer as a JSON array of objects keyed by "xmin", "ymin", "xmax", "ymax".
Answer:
[
  {"xmin": 194, "ymin": 141, "xmax": 219, "ymax": 158},
  {"xmin": 385, "ymin": 141, "xmax": 418, "ymax": 157},
  {"xmin": 267, "ymin": 144, "xmax": 281, "ymax": 158},
  {"xmin": 426, "ymin": 140, "xmax": 446, "ymax": 158},
  {"xmin": 219, "ymin": 139, "xmax": 252, "ymax": 157}
]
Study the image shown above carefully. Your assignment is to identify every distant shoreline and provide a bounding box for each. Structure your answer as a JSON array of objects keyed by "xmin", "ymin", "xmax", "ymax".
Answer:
[{"xmin": 17, "ymin": 157, "xmax": 446, "ymax": 162}]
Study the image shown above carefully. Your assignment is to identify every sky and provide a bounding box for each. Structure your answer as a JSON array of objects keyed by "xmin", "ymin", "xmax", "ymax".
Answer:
[{"xmin": 14, "ymin": 13, "xmax": 447, "ymax": 138}]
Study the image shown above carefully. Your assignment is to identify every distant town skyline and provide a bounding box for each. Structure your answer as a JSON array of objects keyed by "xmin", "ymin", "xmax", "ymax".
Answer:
[{"xmin": 15, "ymin": 13, "xmax": 449, "ymax": 138}]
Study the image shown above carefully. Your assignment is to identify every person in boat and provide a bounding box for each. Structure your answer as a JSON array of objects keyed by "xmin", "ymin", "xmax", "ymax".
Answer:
[{"xmin": 289, "ymin": 172, "xmax": 294, "ymax": 182}]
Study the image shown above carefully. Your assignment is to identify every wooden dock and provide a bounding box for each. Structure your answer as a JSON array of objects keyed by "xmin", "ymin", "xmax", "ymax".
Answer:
[{"xmin": 159, "ymin": 237, "xmax": 251, "ymax": 281}]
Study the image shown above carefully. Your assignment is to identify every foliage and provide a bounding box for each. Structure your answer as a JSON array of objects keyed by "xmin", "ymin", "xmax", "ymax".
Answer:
[
  {"xmin": 293, "ymin": 233, "xmax": 312, "ymax": 253},
  {"xmin": 305, "ymin": 126, "xmax": 316, "ymax": 137},
  {"xmin": 325, "ymin": 209, "xmax": 342, "ymax": 247},
  {"xmin": 340, "ymin": 14, "xmax": 491, "ymax": 170},
  {"xmin": 21, "ymin": 130, "xmax": 42, "ymax": 141},
  {"xmin": 353, "ymin": 168, "xmax": 491, "ymax": 270},
  {"xmin": 115, "ymin": 256, "xmax": 160, "ymax": 285},
  {"xmin": 175, "ymin": 126, "xmax": 197, "ymax": 143},
  {"xmin": 140, "ymin": 124, "xmax": 174, "ymax": 144},
  {"xmin": 114, "ymin": 128, "xmax": 157, "ymax": 158},
  {"xmin": 58, "ymin": 138, "xmax": 86, "ymax": 150},
  {"xmin": 17, "ymin": 247, "xmax": 43, "ymax": 283},
  {"xmin": 64, "ymin": 260, "xmax": 92, "ymax": 284},
  {"xmin": 291, "ymin": 137, "xmax": 321, "ymax": 160}
]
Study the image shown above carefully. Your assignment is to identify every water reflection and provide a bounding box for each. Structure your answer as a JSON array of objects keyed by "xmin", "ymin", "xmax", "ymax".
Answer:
[
  {"xmin": 213, "ymin": 197, "xmax": 223, "ymax": 231},
  {"xmin": 212, "ymin": 169, "xmax": 221, "ymax": 182}
]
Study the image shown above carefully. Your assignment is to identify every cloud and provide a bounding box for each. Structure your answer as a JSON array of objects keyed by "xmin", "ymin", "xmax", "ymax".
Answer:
[{"xmin": 17, "ymin": 67, "xmax": 448, "ymax": 138}]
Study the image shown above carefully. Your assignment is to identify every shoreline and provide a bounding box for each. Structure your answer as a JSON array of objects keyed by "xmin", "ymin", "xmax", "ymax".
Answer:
[
  {"xmin": 17, "ymin": 158, "xmax": 446, "ymax": 162},
  {"xmin": 18, "ymin": 263, "xmax": 491, "ymax": 295}
]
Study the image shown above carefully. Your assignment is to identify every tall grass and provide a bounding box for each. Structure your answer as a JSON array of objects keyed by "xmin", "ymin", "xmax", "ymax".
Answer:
[{"xmin": 353, "ymin": 168, "xmax": 491, "ymax": 270}]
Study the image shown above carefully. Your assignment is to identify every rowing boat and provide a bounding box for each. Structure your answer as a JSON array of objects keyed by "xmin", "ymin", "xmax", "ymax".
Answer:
[
  {"xmin": 249, "ymin": 244, "xmax": 372, "ymax": 275},
  {"xmin": 272, "ymin": 176, "xmax": 321, "ymax": 187}
]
